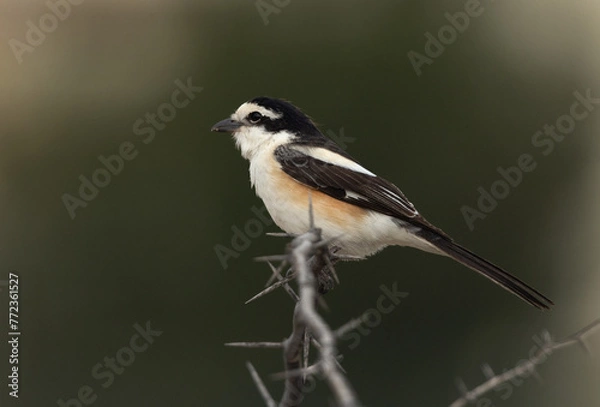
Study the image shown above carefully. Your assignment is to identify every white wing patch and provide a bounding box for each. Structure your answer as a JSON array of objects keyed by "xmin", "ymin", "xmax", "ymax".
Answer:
[
  {"xmin": 289, "ymin": 146, "xmax": 376, "ymax": 176},
  {"xmin": 345, "ymin": 190, "xmax": 368, "ymax": 200}
]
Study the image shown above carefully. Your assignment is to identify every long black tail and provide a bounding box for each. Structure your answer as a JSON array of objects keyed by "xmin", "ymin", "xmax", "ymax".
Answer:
[{"xmin": 419, "ymin": 232, "xmax": 553, "ymax": 310}]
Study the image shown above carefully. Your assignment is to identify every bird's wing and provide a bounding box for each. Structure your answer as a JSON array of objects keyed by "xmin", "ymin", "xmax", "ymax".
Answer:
[
  {"xmin": 274, "ymin": 144, "xmax": 423, "ymax": 223},
  {"xmin": 274, "ymin": 144, "xmax": 554, "ymax": 310}
]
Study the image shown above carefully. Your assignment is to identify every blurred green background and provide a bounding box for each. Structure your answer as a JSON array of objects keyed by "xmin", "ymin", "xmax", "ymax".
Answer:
[{"xmin": 1, "ymin": 0, "xmax": 599, "ymax": 406}]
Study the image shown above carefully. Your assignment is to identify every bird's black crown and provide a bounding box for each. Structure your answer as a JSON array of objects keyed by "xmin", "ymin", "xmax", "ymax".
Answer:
[{"xmin": 250, "ymin": 96, "xmax": 321, "ymax": 137}]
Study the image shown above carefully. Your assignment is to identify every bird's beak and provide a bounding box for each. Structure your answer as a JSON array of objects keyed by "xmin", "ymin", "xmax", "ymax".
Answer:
[{"xmin": 211, "ymin": 118, "xmax": 243, "ymax": 133}]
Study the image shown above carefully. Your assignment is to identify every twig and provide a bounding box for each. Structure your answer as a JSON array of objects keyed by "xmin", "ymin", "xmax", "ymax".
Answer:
[
  {"xmin": 288, "ymin": 227, "xmax": 361, "ymax": 407},
  {"xmin": 450, "ymin": 318, "xmax": 600, "ymax": 407},
  {"xmin": 233, "ymin": 198, "xmax": 361, "ymax": 407}
]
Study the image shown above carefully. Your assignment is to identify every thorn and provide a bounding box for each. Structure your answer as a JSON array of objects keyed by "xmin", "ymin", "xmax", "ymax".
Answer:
[
  {"xmin": 283, "ymin": 283, "xmax": 300, "ymax": 303},
  {"xmin": 246, "ymin": 362, "xmax": 277, "ymax": 407},
  {"xmin": 541, "ymin": 330, "xmax": 553, "ymax": 345},
  {"xmin": 311, "ymin": 338, "xmax": 346, "ymax": 373},
  {"xmin": 265, "ymin": 261, "xmax": 299, "ymax": 302},
  {"xmin": 481, "ymin": 363, "xmax": 495, "ymax": 379},
  {"xmin": 324, "ymin": 254, "xmax": 340, "ymax": 285},
  {"xmin": 225, "ymin": 342, "xmax": 283, "ymax": 349},
  {"xmin": 578, "ymin": 337, "xmax": 592, "ymax": 355},
  {"xmin": 254, "ymin": 255, "xmax": 288, "ymax": 263},
  {"xmin": 317, "ymin": 296, "xmax": 330, "ymax": 312},
  {"xmin": 455, "ymin": 377, "xmax": 471, "ymax": 399},
  {"xmin": 271, "ymin": 363, "xmax": 321, "ymax": 380},
  {"xmin": 245, "ymin": 275, "xmax": 296, "ymax": 304},
  {"xmin": 265, "ymin": 259, "xmax": 289, "ymax": 287},
  {"xmin": 531, "ymin": 367, "xmax": 544, "ymax": 384},
  {"xmin": 266, "ymin": 232, "xmax": 298, "ymax": 238}
]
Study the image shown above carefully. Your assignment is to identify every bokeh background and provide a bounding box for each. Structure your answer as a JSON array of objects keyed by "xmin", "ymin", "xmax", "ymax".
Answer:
[{"xmin": 1, "ymin": 0, "xmax": 599, "ymax": 406}]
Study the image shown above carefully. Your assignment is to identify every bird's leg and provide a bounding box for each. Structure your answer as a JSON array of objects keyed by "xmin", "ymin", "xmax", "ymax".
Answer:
[{"xmin": 311, "ymin": 245, "xmax": 340, "ymax": 295}]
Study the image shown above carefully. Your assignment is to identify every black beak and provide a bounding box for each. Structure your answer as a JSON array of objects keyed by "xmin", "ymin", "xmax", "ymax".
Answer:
[{"xmin": 211, "ymin": 118, "xmax": 243, "ymax": 133}]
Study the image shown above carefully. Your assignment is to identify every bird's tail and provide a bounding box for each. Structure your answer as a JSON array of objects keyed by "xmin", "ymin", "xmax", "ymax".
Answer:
[{"xmin": 418, "ymin": 231, "xmax": 553, "ymax": 310}]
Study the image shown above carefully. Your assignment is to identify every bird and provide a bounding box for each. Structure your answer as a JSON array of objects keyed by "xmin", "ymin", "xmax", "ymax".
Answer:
[{"xmin": 211, "ymin": 96, "xmax": 553, "ymax": 310}]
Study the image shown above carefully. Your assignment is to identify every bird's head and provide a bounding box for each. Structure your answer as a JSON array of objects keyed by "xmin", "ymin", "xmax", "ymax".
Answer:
[{"xmin": 211, "ymin": 97, "xmax": 321, "ymax": 160}]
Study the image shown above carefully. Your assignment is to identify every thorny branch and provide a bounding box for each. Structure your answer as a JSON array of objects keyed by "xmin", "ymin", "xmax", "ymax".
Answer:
[
  {"xmin": 282, "ymin": 227, "xmax": 360, "ymax": 407},
  {"xmin": 226, "ymin": 199, "xmax": 362, "ymax": 407},
  {"xmin": 227, "ymin": 203, "xmax": 600, "ymax": 407},
  {"xmin": 450, "ymin": 318, "xmax": 600, "ymax": 407}
]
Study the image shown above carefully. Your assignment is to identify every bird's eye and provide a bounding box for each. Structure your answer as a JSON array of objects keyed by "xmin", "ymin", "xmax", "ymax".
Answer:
[{"xmin": 248, "ymin": 112, "xmax": 263, "ymax": 124}]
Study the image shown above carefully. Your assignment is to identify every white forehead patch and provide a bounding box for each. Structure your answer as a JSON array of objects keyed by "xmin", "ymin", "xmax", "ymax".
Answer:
[{"xmin": 232, "ymin": 102, "xmax": 282, "ymax": 122}]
